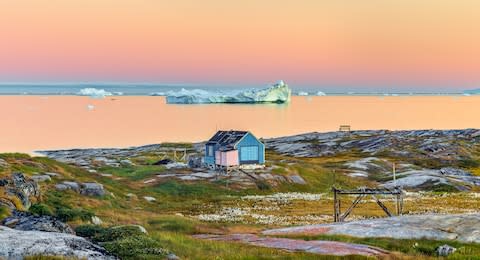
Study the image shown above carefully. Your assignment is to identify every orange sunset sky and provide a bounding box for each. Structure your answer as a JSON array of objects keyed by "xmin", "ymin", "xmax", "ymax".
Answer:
[{"xmin": 1, "ymin": 1, "xmax": 479, "ymax": 91}]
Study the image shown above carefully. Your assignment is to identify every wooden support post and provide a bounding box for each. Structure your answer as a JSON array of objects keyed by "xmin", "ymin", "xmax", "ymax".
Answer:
[
  {"xmin": 396, "ymin": 194, "xmax": 400, "ymax": 215},
  {"xmin": 333, "ymin": 188, "xmax": 339, "ymax": 222},
  {"xmin": 399, "ymin": 192, "xmax": 404, "ymax": 215}
]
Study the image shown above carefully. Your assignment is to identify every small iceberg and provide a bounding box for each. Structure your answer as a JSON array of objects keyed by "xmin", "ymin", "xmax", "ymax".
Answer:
[
  {"xmin": 464, "ymin": 89, "xmax": 479, "ymax": 95},
  {"xmin": 297, "ymin": 91, "xmax": 309, "ymax": 96},
  {"xmin": 316, "ymin": 91, "xmax": 326, "ymax": 96},
  {"xmin": 78, "ymin": 88, "xmax": 113, "ymax": 98},
  {"xmin": 165, "ymin": 81, "xmax": 291, "ymax": 104}
]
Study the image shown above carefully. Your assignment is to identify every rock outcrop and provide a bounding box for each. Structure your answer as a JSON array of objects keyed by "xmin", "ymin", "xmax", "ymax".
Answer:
[
  {"xmin": 0, "ymin": 173, "xmax": 40, "ymax": 210},
  {"xmin": 263, "ymin": 213, "xmax": 480, "ymax": 243},
  {"xmin": 265, "ymin": 129, "xmax": 480, "ymax": 160},
  {"xmin": 194, "ymin": 233, "xmax": 387, "ymax": 257},
  {"xmin": 2, "ymin": 210, "xmax": 74, "ymax": 234},
  {"xmin": 0, "ymin": 225, "xmax": 116, "ymax": 260}
]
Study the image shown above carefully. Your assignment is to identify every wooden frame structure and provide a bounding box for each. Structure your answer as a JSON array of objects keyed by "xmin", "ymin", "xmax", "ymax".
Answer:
[
  {"xmin": 332, "ymin": 187, "xmax": 404, "ymax": 222},
  {"xmin": 339, "ymin": 125, "xmax": 351, "ymax": 132}
]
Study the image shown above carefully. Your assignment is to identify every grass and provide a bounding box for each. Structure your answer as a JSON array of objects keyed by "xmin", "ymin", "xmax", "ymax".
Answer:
[
  {"xmin": 98, "ymin": 165, "xmax": 165, "ymax": 181},
  {"xmin": 2, "ymin": 151, "xmax": 480, "ymax": 259}
]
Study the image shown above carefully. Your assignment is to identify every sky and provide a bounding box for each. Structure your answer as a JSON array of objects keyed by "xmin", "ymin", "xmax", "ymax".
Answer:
[{"xmin": 0, "ymin": 1, "xmax": 479, "ymax": 91}]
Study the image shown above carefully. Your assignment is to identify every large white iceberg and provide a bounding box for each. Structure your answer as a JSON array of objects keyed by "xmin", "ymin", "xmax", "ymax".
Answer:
[{"xmin": 165, "ymin": 81, "xmax": 291, "ymax": 104}]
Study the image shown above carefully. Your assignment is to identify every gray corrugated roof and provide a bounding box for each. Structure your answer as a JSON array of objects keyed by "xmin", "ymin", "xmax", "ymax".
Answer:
[{"xmin": 206, "ymin": 130, "xmax": 248, "ymax": 149}]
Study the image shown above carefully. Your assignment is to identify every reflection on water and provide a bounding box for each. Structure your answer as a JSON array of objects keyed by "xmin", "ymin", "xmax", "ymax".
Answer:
[{"xmin": 0, "ymin": 96, "xmax": 478, "ymax": 153}]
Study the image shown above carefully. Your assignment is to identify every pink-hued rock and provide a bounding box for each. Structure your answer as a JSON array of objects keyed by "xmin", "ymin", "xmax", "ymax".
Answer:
[
  {"xmin": 262, "ymin": 214, "xmax": 480, "ymax": 243},
  {"xmin": 193, "ymin": 234, "xmax": 387, "ymax": 256}
]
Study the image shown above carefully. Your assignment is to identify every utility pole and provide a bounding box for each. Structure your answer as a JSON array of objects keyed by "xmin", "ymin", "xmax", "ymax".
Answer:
[{"xmin": 393, "ymin": 162, "xmax": 396, "ymax": 187}]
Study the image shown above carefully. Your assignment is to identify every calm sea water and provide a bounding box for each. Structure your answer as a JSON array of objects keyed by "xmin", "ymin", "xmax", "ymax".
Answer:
[
  {"xmin": 0, "ymin": 83, "xmax": 465, "ymax": 96},
  {"xmin": 0, "ymin": 95, "xmax": 478, "ymax": 153}
]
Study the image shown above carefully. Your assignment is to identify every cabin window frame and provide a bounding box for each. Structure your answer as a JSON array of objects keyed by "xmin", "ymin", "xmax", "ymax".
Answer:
[
  {"xmin": 240, "ymin": 146, "xmax": 259, "ymax": 162},
  {"xmin": 207, "ymin": 145, "xmax": 214, "ymax": 156}
]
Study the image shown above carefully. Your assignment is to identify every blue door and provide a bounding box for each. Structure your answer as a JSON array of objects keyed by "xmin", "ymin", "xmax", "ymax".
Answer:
[{"xmin": 240, "ymin": 146, "xmax": 259, "ymax": 161}]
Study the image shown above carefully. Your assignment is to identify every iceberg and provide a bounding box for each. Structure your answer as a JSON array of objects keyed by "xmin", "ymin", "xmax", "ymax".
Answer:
[
  {"xmin": 316, "ymin": 91, "xmax": 326, "ymax": 96},
  {"xmin": 165, "ymin": 81, "xmax": 291, "ymax": 104},
  {"xmin": 77, "ymin": 88, "xmax": 113, "ymax": 98},
  {"xmin": 297, "ymin": 91, "xmax": 309, "ymax": 96},
  {"xmin": 464, "ymin": 89, "xmax": 480, "ymax": 95}
]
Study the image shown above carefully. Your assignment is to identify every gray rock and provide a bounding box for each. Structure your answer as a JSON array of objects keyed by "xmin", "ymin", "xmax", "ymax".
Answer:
[
  {"xmin": 264, "ymin": 213, "xmax": 480, "ymax": 243},
  {"xmin": 0, "ymin": 226, "xmax": 116, "ymax": 260},
  {"xmin": 62, "ymin": 181, "xmax": 80, "ymax": 191},
  {"xmin": 2, "ymin": 211, "xmax": 74, "ymax": 234},
  {"xmin": 288, "ymin": 175, "xmax": 306, "ymax": 185},
  {"xmin": 437, "ymin": 244, "xmax": 456, "ymax": 256},
  {"xmin": 30, "ymin": 175, "xmax": 52, "ymax": 182},
  {"xmin": 80, "ymin": 182, "xmax": 105, "ymax": 196},
  {"xmin": 166, "ymin": 253, "xmax": 180, "ymax": 260},
  {"xmin": 120, "ymin": 159, "xmax": 134, "ymax": 166},
  {"xmin": 44, "ymin": 172, "xmax": 60, "ymax": 177},
  {"xmin": 55, "ymin": 184, "xmax": 69, "ymax": 191}
]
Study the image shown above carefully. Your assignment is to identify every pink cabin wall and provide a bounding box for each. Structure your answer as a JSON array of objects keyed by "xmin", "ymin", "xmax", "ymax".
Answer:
[{"xmin": 216, "ymin": 150, "xmax": 239, "ymax": 166}]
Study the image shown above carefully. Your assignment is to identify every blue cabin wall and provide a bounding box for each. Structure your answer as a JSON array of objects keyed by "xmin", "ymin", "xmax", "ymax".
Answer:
[
  {"xmin": 235, "ymin": 133, "xmax": 265, "ymax": 164},
  {"xmin": 204, "ymin": 132, "xmax": 265, "ymax": 166},
  {"xmin": 204, "ymin": 144, "xmax": 216, "ymax": 165}
]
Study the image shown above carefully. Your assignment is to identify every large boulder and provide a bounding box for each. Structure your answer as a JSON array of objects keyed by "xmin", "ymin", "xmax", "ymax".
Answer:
[
  {"xmin": 80, "ymin": 182, "xmax": 105, "ymax": 197},
  {"xmin": 56, "ymin": 181, "xmax": 105, "ymax": 197},
  {"xmin": 0, "ymin": 226, "xmax": 116, "ymax": 260},
  {"xmin": 2, "ymin": 210, "xmax": 74, "ymax": 234}
]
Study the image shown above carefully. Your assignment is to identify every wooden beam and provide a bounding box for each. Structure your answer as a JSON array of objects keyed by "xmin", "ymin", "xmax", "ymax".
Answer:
[
  {"xmin": 371, "ymin": 195, "xmax": 392, "ymax": 217},
  {"xmin": 339, "ymin": 194, "xmax": 365, "ymax": 222}
]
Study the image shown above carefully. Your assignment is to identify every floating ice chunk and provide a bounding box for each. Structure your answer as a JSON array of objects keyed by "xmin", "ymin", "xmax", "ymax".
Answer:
[
  {"xmin": 165, "ymin": 81, "xmax": 291, "ymax": 104},
  {"xmin": 86, "ymin": 104, "xmax": 95, "ymax": 111},
  {"xmin": 297, "ymin": 91, "xmax": 309, "ymax": 96},
  {"xmin": 150, "ymin": 92, "xmax": 166, "ymax": 96},
  {"xmin": 316, "ymin": 91, "xmax": 326, "ymax": 96},
  {"xmin": 78, "ymin": 88, "xmax": 113, "ymax": 98}
]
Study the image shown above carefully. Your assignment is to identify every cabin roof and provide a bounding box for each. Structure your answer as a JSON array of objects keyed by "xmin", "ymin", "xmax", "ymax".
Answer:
[{"xmin": 206, "ymin": 130, "xmax": 250, "ymax": 150}]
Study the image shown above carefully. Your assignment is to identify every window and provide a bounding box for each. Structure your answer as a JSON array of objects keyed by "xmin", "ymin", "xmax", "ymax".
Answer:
[{"xmin": 240, "ymin": 146, "xmax": 258, "ymax": 161}]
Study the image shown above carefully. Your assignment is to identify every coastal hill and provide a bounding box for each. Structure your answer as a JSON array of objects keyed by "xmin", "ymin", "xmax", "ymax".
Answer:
[{"xmin": 1, "ymin": 129, "xmax": 480, "ymax": 259}]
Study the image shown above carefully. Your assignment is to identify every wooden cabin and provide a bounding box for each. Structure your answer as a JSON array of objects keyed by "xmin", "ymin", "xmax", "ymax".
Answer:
[{"xmin": 204, "ymin": 130, "xmax": 265, "ymax": 169}]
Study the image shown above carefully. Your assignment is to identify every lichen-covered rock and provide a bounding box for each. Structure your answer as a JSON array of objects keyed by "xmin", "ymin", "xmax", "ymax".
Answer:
[
  {"xmin": 0, "ymin": 226, "xmax": 116, "ymax": 260},
  {"xmin": 2, "ymin": 210, "xmax": 74, "ymax": 234},
  {"xmin": 0, "ymin": 173, "xmax": 40, "ymax": 210}
]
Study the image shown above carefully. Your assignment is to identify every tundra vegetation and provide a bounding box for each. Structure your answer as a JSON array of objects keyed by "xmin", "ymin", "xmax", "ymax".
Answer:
[{"xmin": 1, "ymin": 129, "xmax": 480, "ymax": 259}]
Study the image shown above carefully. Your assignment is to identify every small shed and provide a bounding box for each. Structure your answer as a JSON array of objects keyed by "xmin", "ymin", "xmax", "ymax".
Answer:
[{"xmin": 204, "ymin": 130, "xmax": 265, "ymax": 168}]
